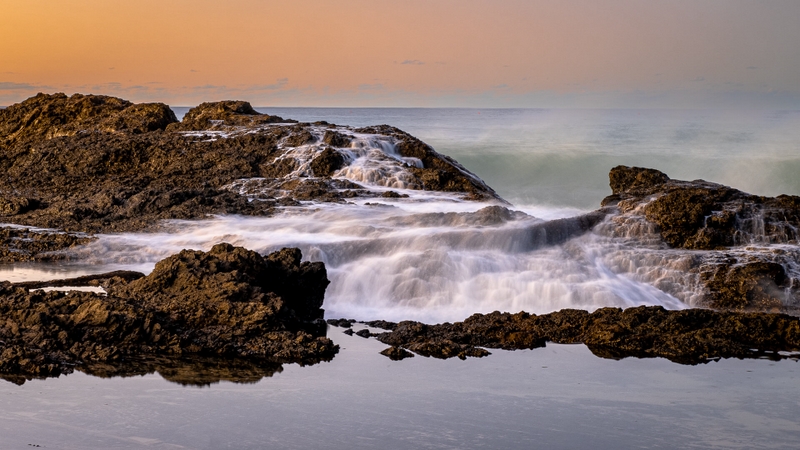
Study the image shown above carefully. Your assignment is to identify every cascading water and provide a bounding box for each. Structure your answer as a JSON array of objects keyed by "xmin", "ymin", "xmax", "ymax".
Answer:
[
  {"xmin": 4, "ymin": 108, "xmax": 800, "ymax": 322},
  {"xmin": 48, "ymin": 194, "xmax": 697, "ymax": 323}
]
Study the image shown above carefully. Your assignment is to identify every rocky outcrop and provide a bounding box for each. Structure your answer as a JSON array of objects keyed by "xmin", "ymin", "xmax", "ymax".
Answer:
[
  {"xmin": 599, "ymin": 166, "xmax": 800, "ymax": 313},
  {"xmin": 602, "ymin": 165, "xmax": 800, "ymax": 249},
  {"xmin": 0, "ymin": 94, "xmax": 503, "ymax": 256},
  {"xmin": 0, "ymin": 226, "xmax": 94, "ymax": 262},
  {"xmin": 374, "ymin": 307, "xmax": 800, "ymax": 364},
  {"xmin": 168, "ymin": 100, "xmax": 291, "ymax": 131},
  {"xmin": 0, "ymin": 93, "xmax": 177, "ymax": 146},
  {"xmin": 354, "ymin": 125, "xmax": 504, "ymax": 201},
  {"xmin": 0, "ymin": 244, "xmax": 337, "ymax": 384}
]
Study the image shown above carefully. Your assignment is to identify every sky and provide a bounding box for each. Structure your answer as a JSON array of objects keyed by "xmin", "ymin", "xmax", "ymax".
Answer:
[{"xmin": 1, "ymin": 0, "xmax": 799, "ymax": 108}]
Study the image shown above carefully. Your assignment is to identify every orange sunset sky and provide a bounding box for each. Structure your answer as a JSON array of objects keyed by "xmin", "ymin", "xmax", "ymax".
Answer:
[{"xmin": 2, "ymin": 0, "xmax": 799, "ymax": 108}]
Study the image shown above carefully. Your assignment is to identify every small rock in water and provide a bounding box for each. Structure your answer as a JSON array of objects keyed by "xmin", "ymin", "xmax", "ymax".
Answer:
[
  {"xmin": 327, "ymin": 318, "xmax": 355, "ymax": 328},
  {"xmin": 380, "ymin": 346, "xmax": 415, "ymax": 361},
  {"xmin": 355, "ymin": 329, "xmax": 372, "ymax": 338},
  {"xmin": 362, "ymin": 320, "xmax": 398, "ymax": 331}
]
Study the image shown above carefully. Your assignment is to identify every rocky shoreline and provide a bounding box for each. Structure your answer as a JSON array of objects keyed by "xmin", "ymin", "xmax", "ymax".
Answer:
[
  {"xmin": 329, "ymin": 308, "xmax": 800, "ymax": 364},
  {"xmin": 0, "ymin": 243, "xmax": 336, "ymax": 385},
  {"xmin": 1, "ymin": 93, "xmax": 799, "ymax": 382},
  {"xmin": 0, "ymin": 93, "xmax": 500, "ymax": 237}
]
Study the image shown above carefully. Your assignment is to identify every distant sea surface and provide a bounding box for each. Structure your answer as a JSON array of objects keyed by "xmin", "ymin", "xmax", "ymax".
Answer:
[{"xmin": 247, "ymin": 107, "xmax": 800, "ymax": 209}]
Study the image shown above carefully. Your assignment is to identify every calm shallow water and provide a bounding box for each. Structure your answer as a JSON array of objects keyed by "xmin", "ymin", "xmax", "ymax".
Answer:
[{"xmin": 1, "ymin": 327, "xmax": 799, "ymax": 450}]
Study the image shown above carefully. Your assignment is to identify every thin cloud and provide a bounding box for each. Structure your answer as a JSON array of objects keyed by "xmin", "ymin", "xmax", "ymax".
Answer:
[
  {"xmin": 0, "ymin": 81, "xmax": 43, "ymax": 90},
  {"xmin": 400, "ymin": 60, "xmax": 424, "ymax": 65},
  {"xmin": 251, "ymin": 78, "xmax": 289, "ymax": 91},
  {"xmin": 693, "ymin": 76, "xmax": 705, "ymax": 82},
  {"xmin": 746, "ymin": 66, "xmax": 758, "ymax": 70}
]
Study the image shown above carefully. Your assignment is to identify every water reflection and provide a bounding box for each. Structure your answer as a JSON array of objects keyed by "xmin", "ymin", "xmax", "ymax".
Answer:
[
  {"xmin": 80, "ymin": 356, "xmax": 286, "ymax": 387},
  {"xmin": 1, "ymin": 355, "xmax": 298, "ymax": 387}
]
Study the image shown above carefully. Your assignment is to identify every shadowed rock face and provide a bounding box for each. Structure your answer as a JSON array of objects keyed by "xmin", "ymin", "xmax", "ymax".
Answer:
[
  {"xmin": 0, "ymin": 244, "xmax": 337, "ymax": 385},
  {"xmin": 374, "ymin": 307, "xmax": 800, "ymax": 364}
]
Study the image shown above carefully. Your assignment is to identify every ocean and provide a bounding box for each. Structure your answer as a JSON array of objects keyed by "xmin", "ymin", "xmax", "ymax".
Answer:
[{"xmin": 2, "ymin": 107, "xmax": 799, "ymax": 448}]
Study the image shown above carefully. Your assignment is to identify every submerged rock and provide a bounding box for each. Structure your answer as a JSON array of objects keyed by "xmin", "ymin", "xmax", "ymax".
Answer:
[
  {"xmin": 0, "ymin": 244, "xmax": 337, "ymax": 384},
  {"xmin": 374, "ymin": 307, "xmax": 800, "ymax": 364}
]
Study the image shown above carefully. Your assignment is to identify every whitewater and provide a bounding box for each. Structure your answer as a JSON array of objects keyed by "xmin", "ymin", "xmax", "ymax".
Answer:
[{"xmin": 3, "ymin": 107, "xmax": 799, "ymax": 323}]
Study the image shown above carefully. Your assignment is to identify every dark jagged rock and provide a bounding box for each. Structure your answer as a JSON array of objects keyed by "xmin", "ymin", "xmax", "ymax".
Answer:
[
  {"xmin": 0, "ymin": 94, "xmax": 503, "ymax": 261},
  {"xmin": 388, "ymin": 205, "xmax": 531, "ymax": 228},
  {"xmin": 310, "ymin": 147, "xmax": 345, "ymax": 176},
  {"xmin": 11, "ymin": 270, "xmax": 144, "ymax": 290},
  {"xmin": 699, "ymin": 257, "xmax": 797, "ymax": 311},
  {"xmin": 327, "ymin": 318, "xmax": 355, "ymax": 328},
  {"xmin": 354, "ymin": 125, "xmax": 504, "ymax": 201},
  {"xmin": 0, "ymin": 226, "xmax": 94, "ymax": 262},
  {"xmin": 381, "ymin": 191, "xmax": 409, "ymax": 199},
  {"xmin": 355, "ymin": 329, "xmax": 372, "ymax": 338},
  {"xmin": 362, "ymin": 320, "xmax": 398, "ymax": 330},
  {"xmin": 0, "ymin": 244, "xmax": 337, "ymax": 384},
  {"xmin": 380, "ymin": 346, "xmax": 415, "ymax": 361},
  {"xmin": 0, "ymin": 93, "xmax": 177, "ymax": 146},
  {"xmin": 169, "ymin": 100, "xmax": 291, "ymax": 131},
  {"xmin": 599, "ymin": 166, "xmax": 800, "ymax": 312},
  {"xmin": 375, "ymin": 307, "xmax": 800, "ymax": 364},
  {"xmin": 602, "ymin": 165, "xmax": 800, "ymax": 249},
  {"xmin": 322, "ymin": 129, "xmax": 353, "ymax": 147}
]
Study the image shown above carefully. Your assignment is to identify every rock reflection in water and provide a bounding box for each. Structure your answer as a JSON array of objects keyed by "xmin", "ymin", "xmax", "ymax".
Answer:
[
  {"xmin": 0, "ymin": 355, "xmax": 291, "ymax": 387},
  {"xmin": 81, "ymin": 356, "xmax": 286, "ymax": 387}
]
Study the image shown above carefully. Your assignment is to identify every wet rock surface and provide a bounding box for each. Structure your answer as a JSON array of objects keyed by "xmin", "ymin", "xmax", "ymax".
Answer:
[
  {"xmin": 600, "ymin": 166, "xmax": 800, "ymax": 312},
  {"xmin": 0, "ymin": 244, "xmax": 337, "ymax": 384},
  {"xmin": 167, "ymin": 100, "xmax": 291, "ymax": 131},
  {"xmin": 0, "ymin": 93, "xmax": 503, "ymax": 261},
  {"xmin": 603, "ymin": 165, "xmax": 800, "ymax": 249},
  {"xmin": 374, "ymin": 307, "xmax": 800, "ymax": 364},
  {"xmin": 2, "ymin": 94, "xmax": 800, "ymax": 380},
  {"xmin": 380, "ymin": 346, "xmax": 415, "ymax": 361},
  {"xmin": 0, "ymin": 226, "xmax": 94, "ymax": 262}
]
